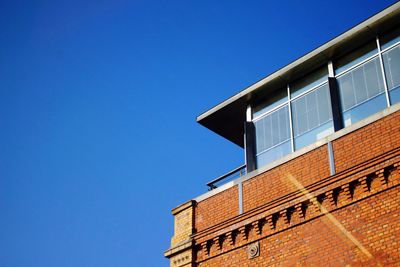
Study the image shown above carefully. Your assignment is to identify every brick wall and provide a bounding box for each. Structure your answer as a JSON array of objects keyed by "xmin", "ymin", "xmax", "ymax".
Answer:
[
  {"xmin": 195, "ymin": 186, "xmax": 238, "ymax": 232},
  {"xmin": 166, "ymin": 110, "xmax": 400, "ymax": 267},
  {"xmin": 333, "ymin": 111, "xmax": 400, "ymax": 173},
  {"xmin": 165, "ymin": 201, "xmax": 195, "ymax": 267},
  {"xmin": 197, "ymin": 185, "xmax": 400, "ymax": 266},
  {"xmin": 195, "ymin": 110, "xmax": 400, "ymax": 232},
  {"xmin": 195, "ymin": 160, "xmax": 400, "ymax": 266},
  {"xmin": 243, "ymin": 145, "xmax": 330, "ymax": 212},
  {"xmin": 171, "ymin": 201, "xmax": 195, "ymax": 246}
]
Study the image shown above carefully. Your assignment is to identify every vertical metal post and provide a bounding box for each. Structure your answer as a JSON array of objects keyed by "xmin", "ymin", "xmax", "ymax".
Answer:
[
  {"xmin": 327, "ymin": 141, "xmax": 336, "ymax": 176},
  {"xmin": 245, "ymin": 105, "xmax": 256, "ymax": 172},
  {"xmin": 287, "ymin": 84, "xmax": 295, "ymax": 152},
  {"xmin": 328, "ymin": 61, "xmax": 344, "ymax": 132},
  {"xmin": 328, "ymin": 60, "xmax": 335, "ymax": 77},
  {"xmin": 244, "ymin": 105, "xmax": 250, "ymax": 171},
  {"xmin": 238, "ymin": 182, "xmax": 243, "ymax": 214},
  {"xmin": 376, "ymin": 36, "xmax": 391, "ymax": 107}
]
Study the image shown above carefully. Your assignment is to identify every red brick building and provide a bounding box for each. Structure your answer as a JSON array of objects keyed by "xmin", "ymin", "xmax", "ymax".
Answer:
[{"xmin": 165, "ymin": 3, "xmax": 400, "ymax": 266}]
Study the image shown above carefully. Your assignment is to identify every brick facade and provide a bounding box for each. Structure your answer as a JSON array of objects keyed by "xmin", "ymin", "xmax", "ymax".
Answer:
[
  {"xmin": 165, "ymin": 109, "xmax": 400, "ymax": 266},
  {"xmin": 195, "ymin": 186, "xmax": 239, "ymax": 232}
]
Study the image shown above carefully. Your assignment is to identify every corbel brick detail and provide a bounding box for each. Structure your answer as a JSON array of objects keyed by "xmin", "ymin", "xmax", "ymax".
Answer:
[
  {"xmin": 238, "ymin": 226, "xmax": 248, "ymax": 241},
  {"xmin": 193, "ymin": 160, "xmax": 400, "ymax": 262},
  {"xmin": 164, "ymin": 200, "xmax": 196, "ymax": 267},
  {"xmin": 251, "ymin": 221, "xmax": 262, "ymax": 235}
]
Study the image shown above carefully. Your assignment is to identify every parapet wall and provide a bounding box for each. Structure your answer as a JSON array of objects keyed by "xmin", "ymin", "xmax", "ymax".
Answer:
[
  {"xmin": 333, "ymin": 110, "xmax": 400, "ymax": 173},
  {"xmin": 195, "ymin": 186, "xmax": 239, "ymax": 232},
  {"xmin": 193, "ymin": 109, "xmax": 400, "ymax": 233},
  {"xmin": 242, "ymin": 145, "xmax": 330, "ymax": 213},
  {"xmin": 165, "ymin": 108, "xmax": 400, "ymax": 267}
]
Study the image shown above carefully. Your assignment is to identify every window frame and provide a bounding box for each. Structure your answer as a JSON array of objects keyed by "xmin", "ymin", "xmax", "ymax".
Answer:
[{"xmin": 249, "ymin": 29, "xmax": 400, "ymax": 169}]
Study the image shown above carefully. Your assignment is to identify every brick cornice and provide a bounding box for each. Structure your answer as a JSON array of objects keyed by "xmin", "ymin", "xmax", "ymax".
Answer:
[
  {"xmin": 164, "ymin": 239, "xmax": 193, "ymax": 258},
  {"xmin": 172, "ymin": 200, "xmax": 196, "ymax": 215},
  {"xmin": 193, "ymin": 147, "xmax": 400, "ymax": 240},
  {"xmin": 192, "ymin": 148, "xmax": 400, "ymax": 261}
]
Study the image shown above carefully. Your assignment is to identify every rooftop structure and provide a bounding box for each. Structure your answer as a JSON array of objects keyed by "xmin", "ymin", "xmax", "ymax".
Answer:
[{"xmin": 165, "ymin": 3, "xmax": 400, "ymax": 266}]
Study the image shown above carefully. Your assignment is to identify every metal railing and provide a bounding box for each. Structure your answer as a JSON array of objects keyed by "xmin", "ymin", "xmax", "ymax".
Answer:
[{"xmin": 206, "ymin": 165, "xmax": 246, "ymax": 190}]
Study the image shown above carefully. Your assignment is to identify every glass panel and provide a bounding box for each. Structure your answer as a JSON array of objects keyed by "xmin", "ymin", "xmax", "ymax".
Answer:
[
  {"xmin": 342, "ymin": 94, "xmax": 387, "ymax": 127},
  {"xmin": 390, "ymin": 87, "xmax": 400, "ymax": 105},
  {"xmin": 295, "ymin": 121, "xmax": 334, "ymax": 150},
  {"xmin": 380, "ymin": 27, "xmax": 400, "ymax": 51},
  {"xmin": 292, "ymin": 96, "xmax": 307, "ymax": 136},
  {"xmin": 254, "ymin": 105, "xmax": 290, "ymax": 155},
  {"xmin": 290, "ymin": 67, "xmax": 328, "ymax": 98},
  {"xmin": 337, "ymin": 57, "xmax": 385, "ymax": 112},
  {"xmin": 382, "ymin": 45, "xmax": 400, "ymax": 105},
  {"xmin": 316, "ymin": 85, "xmax": 332, "ymax": 122},
  {"xmin": 337, "ymin": 56, "xmax": 386, "ymax": 127},
  {"xmin": 335, "ymin": 41, "xmax": 378, "ymax": 75},
  {"xmin": 253, "ymin": 89, "xmax": 288, "ymax": 118},
  {"xmin": 256, "ymin": 140, "xmax": 291, "ymax": 168},
  {"xmin": 338, "ymin": 73, "xmax": 356, "ymax": 110},
  {"xmin": 291, "ymin": 83, "xmax": 334, "ymax": 150}
]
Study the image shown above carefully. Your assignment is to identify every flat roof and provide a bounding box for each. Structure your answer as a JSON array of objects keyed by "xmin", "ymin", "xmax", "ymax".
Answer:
[{"xmin": 197, "ymin": 2, "xmax": 400, "ymax": 148}]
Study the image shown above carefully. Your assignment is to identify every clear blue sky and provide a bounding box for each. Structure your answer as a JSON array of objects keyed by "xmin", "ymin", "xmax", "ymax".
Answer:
[{"xmin": 0, "ymin": 1, "xmax": 396, "ymax": 266}]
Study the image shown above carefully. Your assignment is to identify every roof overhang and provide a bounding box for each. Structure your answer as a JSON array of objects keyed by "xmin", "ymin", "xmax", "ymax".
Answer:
[{"xmin": 197, "ymin": 2, "xmax": 400, "ymax": 148}]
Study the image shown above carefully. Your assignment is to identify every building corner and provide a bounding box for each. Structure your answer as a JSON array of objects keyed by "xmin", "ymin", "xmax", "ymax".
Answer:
[{"xmin": 164, "ymin": 200, "xmax": 196, "ymax": 267}]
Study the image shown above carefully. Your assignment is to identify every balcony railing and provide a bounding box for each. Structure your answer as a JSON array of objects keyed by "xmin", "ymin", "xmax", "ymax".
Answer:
[{"xmin": 206, "ymin": 165, "xmax": 246, "ymax": 190}]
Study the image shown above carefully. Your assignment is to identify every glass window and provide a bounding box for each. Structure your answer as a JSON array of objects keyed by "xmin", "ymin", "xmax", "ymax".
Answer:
[
  {"xmin": 292, "ymin": 84, "xmax": 334, "ymax": 149},
  {"xmin": 256, "ymin": 141, "xmax": 291, "ymax": 168},
  {"xmin": 254, "ymin": 105, "xmax": 291, "ymax": 167},
  {"xmin": 290, "ymin": 67, "xmax": 328, "ymax": 98},
  {"xmin": 382, "ymin": 45, "xmax": 400, "ymax": 105},
  {"xmin": 252, "ymin": 89, "xmax": 288, "ymax": 118},
  {"xmin": 335, "ymin": 41, "xmax": 378, "ymax": 75},
  {"xmin": 337, "ymin": 56, "xmax": 386, "ymax": 127}
]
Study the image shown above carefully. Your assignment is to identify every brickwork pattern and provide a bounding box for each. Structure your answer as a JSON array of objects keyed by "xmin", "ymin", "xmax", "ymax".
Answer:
[
  {"xmin": 171, "ymin": 201, "xmax": 194, "ymax": 246},
  {"xmin": 243, "ymin": 145, "xmax": 330, "ymax": 213},
  {"xmin": 333, "ymin": 111, "xmax": 400, "ymax": 173},
  {"xmin": 195, "ymin": 161, "xmax": 400, "ymax": 266},
  {"xmin": 170, "ymin": 250, "xmax": 192, "ymax": 267},
  {"xmin": 197, "ymin": 186, "xmax": 400, "ymax": 266},
  {"xmin": 195, "ymin": 186, "xmax": 238, "ymax": 232},
  {"xmin": 166, "ymin": 201, "xmax": 195, "ymax": 267},
  {"xmin": 196, "ymin": 110, "xmax": 400, "ymax": 232},
  {"xmin": 166, "ymin": 111, "xmax": 400, "ymax": 266}
]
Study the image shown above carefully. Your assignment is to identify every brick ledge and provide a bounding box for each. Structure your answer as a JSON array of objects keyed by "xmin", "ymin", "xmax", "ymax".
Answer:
[{"xmin": 192, "ymin": 152, "xmax": 400, "ymax": 260}]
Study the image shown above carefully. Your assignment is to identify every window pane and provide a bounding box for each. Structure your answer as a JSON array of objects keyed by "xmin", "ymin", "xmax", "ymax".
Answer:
[
  {"xmin": 390, "ymin": 87, "xmax": 400, "ymax": 104},
  {"xmin": 294, "ymin": 121, "xmax": 334, "ymax": 150},
  {"xmin": 335, "ymin": 41, "xmax": 378, "ymax": 75},
  {"xmin": 292, "ymin": 96, "xmax": 307, "ymax": 136},
  {"xmin": 254, "ymin": 105, "xmax": 290, "ymax": 155},
  {"xmin": 337, "ymin": 57, "xmax": 385, "ymax": 112},
  {"xmin": 292, "ymin": 84, "xmax": 333, "ymax": 150},
  {"xmin": 316, "ymin": 85, "xmax": 332, "ymax": 122},
  {"xmin": 253, "ymin": 89, "xmax": 288, "ymax": 118},
  {"xmin": 383, "ymin": 45, "xmax": 400, "ymax": 104},
  {"xmin": 337, "ymin": 57, "xmax": 386, "ymax": 126},
  {"xmin": 342, "ymin": 94, "xmax": 387, "ymax": 127},
  {"xmin": 255, "ymin": 118, "xmax": 265, "ymax": 153},
  {"xmin": 364, "ymin": 56, "xmax": 384, "ymax": 97},
  {"xmin": 278, "ymin": 108, "xmax": 290, "ymax": 141},
  {"xmin": 291, "ymin": 67, "xmax": 328, "ymax": 98},
  {"xmin": 380, "ymin": 27, "xmax": 400, "ymax": 50},
  {"xmin": 338, "ymin": 73, "xmax": 356, "ymax": 110},
  {"xmin": 352, "ymin": 66, "xmax": 368, "ymax": 102},
  {"xmin": 271, "ymin": 111, "xmax": 280, "ymax": 145},
  {"xmin": 256, "ymin": 140, "xmax": 291, "ymax": 168},
  {"xmin": 306, "ymin": 92, "xmax": 318, "ymax": 129}
]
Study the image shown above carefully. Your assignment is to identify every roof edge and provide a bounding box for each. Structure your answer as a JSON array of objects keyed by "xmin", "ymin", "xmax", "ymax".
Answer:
[{"xmin": 197, "ymin": 1, "xmax": 400, "ymax": 123}]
